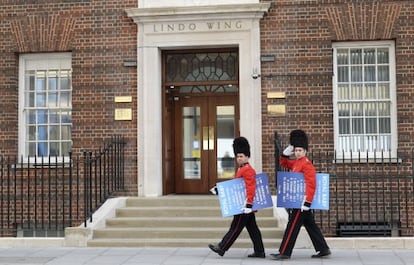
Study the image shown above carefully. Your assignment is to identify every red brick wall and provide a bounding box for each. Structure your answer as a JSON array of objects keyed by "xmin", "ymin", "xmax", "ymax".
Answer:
[
  {"xmin": 0, "ymin": 0, "xmax": 138, "ymax": 193},
  {"xmin": 1, "ymin": 0, "xmax": 414, "ymax": 197},
  {"xmin": 260, "ymin": 0, "xmax": 414, "ymax": 182}
]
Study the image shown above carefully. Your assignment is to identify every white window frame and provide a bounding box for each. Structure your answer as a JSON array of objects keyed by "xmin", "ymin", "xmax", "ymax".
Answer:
[
  {"xmin": 332, "ymin": 41, "xmax": 397, "ymax": 160},
  {"xmin": 18, "ymin": 53, "xmax": 72, "ymax": 162}
]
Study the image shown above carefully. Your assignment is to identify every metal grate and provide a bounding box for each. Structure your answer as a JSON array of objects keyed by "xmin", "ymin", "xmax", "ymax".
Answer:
[{"xmin": 336, "ymin": 222, "xmax": 400, "ymax": 237}]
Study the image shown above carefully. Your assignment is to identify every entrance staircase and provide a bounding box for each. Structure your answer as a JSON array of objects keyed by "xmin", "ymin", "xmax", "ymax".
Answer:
[{"xmin": 87, "ymin": 195, "xmax": 284, "ymax": 248}]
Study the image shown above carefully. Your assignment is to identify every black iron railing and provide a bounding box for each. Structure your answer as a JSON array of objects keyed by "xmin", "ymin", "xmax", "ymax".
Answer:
[
  {"xmin": 274, "ymin": 132, "xmax": 414, "ymax": 237},
  {"xmin": 0, "ymin": 135, "xmax": 126, "ymax": 237}
]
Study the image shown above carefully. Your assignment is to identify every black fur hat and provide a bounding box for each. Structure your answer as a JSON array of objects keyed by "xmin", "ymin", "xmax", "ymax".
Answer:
[
  {"xmin": 289, "ymin": 129, "xmax": 308, "ymax": 150},
  {"xmin": 233, "ymin": 137, "xmax": 250, "ymax": 157}
]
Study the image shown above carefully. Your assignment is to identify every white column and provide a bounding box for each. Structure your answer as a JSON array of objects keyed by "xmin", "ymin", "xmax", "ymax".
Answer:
[
  {"xmin": 137, "ymin": 27, "xmax": 163, "ymax": 197},
  {"xmin": 238, "ymin": 19, "xmax": 262, "ymax": 172}
]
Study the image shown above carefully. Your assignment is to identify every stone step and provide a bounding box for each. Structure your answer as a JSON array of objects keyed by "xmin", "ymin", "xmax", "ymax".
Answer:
[
  {"xmin": 87, "ymin": 238, "xmax": 282, "ymax": 248},
  {"xmin": 115, "ymin": 206, "xmax": 274, "ymax": 218},
  {"xmin": 87, "ymin": 196, "xmax": 280, "ymax": 248},
  {"xmin": 115, "ymin": 207, "xmax": 221, "ymax": 218},
  {"xmin": 105, "ymin": 216, "xmax": 277, "ymax": 228},
  {"xmin": 125, "ymin": 196, "xmax": 220, "ymax": 207},
  {"xmin": 92, "ymin": 227, "xmax": 283, "ymax": 239}
]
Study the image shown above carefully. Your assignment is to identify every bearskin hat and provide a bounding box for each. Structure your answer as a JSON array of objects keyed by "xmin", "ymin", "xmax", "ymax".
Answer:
[
  {"xmin": 233, "ymin": 137, "xmax": 250, "ymax": 157},
  {"xmin": 289, "ymin": 129, "xmax": 308, "ymax": 150}
]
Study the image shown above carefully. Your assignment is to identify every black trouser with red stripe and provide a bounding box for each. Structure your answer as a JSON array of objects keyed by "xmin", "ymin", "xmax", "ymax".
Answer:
[
  {"xmin": 219, "ymin": 213, "xmax": 264, "ymax": 253},
  {"xmin": 279, "ymin": 209, "xmax": 329, "ymax": 256}
]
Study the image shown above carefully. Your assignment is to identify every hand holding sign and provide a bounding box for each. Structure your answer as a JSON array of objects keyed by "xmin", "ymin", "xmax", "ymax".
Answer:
[
  {"xmin": 276, "ymin": 171, "xmax": 330, "ymax": 210},
  {"xmin": 216, "ymin": 173, "xmax": 273, "ymax": 217}
]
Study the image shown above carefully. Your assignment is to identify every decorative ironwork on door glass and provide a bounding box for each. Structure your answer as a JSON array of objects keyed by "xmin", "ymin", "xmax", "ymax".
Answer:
[{"xmin": 165, "ymin": 51, "xmax": 239, "ymax": 89}]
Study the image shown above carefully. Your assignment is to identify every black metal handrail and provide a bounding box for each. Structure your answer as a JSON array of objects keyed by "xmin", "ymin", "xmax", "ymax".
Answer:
[{"xmin": 0, "ymin": 135, "xmax": 126, "ymax": 237}]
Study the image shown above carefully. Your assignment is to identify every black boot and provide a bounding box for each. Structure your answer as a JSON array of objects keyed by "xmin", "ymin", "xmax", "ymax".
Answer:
[
  {"xmin": 208, "ymin": 244, "xmax": 225, "ymax": 256},
  {"xmin": 247, "ymin": 252, "xmax": 265, "ymax": 258}
]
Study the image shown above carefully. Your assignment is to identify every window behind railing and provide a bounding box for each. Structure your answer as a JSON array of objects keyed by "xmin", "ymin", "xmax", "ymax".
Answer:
[
  {"xmin": 19, "ymin": 53, "xmax": 72, "ymax": 160},
  {"xmin": 332, "ymin": 41, "xmax": 397, "ymax": 159}
]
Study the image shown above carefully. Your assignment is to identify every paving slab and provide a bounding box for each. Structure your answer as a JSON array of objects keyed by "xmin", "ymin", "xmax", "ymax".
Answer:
[{"xmin": 0, "ymin": 247, "xmax": 412, "ymax": 265}]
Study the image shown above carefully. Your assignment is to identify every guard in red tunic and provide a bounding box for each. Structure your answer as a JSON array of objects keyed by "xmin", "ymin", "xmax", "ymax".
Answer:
[
  {"xmin": 271, "ymin": 129, "xmax": 331, "ymax": 260},
  {"xmin": 208, "ymin": 137, "xmax": 265, "ymax": 258}
]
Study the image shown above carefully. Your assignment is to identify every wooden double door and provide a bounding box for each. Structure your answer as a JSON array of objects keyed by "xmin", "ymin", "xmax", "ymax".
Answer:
[
  {"xmin": 165, "ymin": 94, "xmax": 239, "ymax": 194},
  {"xmin": 162, "ymin": 48, "xmax": 240, "ymax": 194}
]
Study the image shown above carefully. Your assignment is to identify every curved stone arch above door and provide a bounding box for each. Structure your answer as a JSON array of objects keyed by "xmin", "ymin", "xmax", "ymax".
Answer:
[{"xmin": 127, "ymin": 3, "xmax": 271, "ymax": 196}]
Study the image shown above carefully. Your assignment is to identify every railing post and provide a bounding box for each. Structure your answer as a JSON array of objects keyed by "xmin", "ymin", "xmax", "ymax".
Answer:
[
  {"xmin": 68, "ymin": 152, "xmax": 73, "ymax": 227},
  {"xmin": 62, "ymin": 154, "xmax": 65, "ymax": 232},
  {"xmin": 94, "ymin": 150, "xmax": 98, "ymax": 210},
  {"xmin": 18, "ymin": 155, "xmax": 23, "ymax": 235},
  {"xmin": 98, "ymin": 148, "xmax": 103, "ymax": 203},
  {"xmin": 111, "ymin": 139, "xmax": 115, "ymax": 193},
  {"xmin": 83, "ymin": 150, "xmax": 92, "ymax": 227},
  {"xmin": 274, "ymin": 131, "xmax": 282, "ymax": 186},
  {"xmin": 115, "ymin": 135, "xmax": 120, "ymax": 190},
  {"xmin": 76, "ymin": 154, "xmax": 80, "ymax": 226},
  {"xmin": 121, "ymin": 136, "xmax": 126, "ymax": 190},
  {"xmin": 0, "ymin": 156, "xmax": 2, "ymax": 236}
]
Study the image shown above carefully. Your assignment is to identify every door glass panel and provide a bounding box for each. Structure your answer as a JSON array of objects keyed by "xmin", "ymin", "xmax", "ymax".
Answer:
[
  {"xmin": 178, "ymin": 85, "xmax": 238, "ymax": 93},
  {"xmin": 182, "ymin": 106, "xmax": 201, "ymax": 179},
  {"xmin": 216, "ymin": 105, "xmax": 235, "ymax": 179},
  {"xmin": 165, "ymin": 51, "xmax": 239, "ymax": 82}
]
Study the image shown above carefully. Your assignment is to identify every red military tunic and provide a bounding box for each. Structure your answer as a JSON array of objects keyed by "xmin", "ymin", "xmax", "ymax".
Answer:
[
  {"xmin": 277, "ymin": 155, "xmax": 330, "ymax": 257},
  {"xmin": 215, "ymin": 161, "xmax": 264, "ymax": 254},
  {"xmin": 280, "ymin": 156, "xmax": 316, "ymax": 204},
  {"xmin": 235, "ymin": 163, "xmax": 256, "ymax": 205}
]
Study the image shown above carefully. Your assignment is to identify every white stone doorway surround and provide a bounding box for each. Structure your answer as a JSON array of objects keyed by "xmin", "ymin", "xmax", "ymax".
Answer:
[{"xmin": 126, "ymin": 2, "xmax": 271, "ymax": 196}]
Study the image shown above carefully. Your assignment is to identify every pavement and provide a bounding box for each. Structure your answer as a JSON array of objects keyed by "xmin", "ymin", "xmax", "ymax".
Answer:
[{"xmin": 0, "ymin": 247, "xmax": 413, "ymax": 265}]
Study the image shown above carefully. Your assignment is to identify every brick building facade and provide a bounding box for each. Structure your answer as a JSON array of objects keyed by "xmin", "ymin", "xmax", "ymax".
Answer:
[
  {"xmin": 0, "ymin": 0, "xmax": 138, "ymax": 193},
  {"xmin": 1, "ymin": 0, "xmax": 414, "ymax": 234},
  {"xmin": 260, "ymin": 0, "xmax": 414, "ymax": 176}
]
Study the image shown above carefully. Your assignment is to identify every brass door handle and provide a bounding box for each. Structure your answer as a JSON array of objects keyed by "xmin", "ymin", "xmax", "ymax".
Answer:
[
  {"xmin": 203, "ymin": 126, "xmax": 215, "ymax": 150},
  {"xmin": 208, "ymin": 126, "xmax": 214, "ymax": 150},
  {"xmin": 203, "ymin": 126, "xmax": 209, "ymax": 150}
]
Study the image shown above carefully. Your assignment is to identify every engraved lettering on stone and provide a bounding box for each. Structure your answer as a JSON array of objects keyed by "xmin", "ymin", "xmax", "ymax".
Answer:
[{"xmin": 152, "ymin": 21, "xmax": 243, "ymax": 33}]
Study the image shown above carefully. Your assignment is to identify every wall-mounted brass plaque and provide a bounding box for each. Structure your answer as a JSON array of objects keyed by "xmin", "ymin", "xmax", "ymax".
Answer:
[
  {"xmin": 267, "ymin": 104, "xmax": 286, "ymax": 116},
  {"xmin": 114, "ymin": 108, "xmax": 132, "ymax": 120},
  {"xmin": 267, "ymin": 92, "xmax": 286, "ymax": 99},
  {"xmin": 114, "ymin": 96, "xmax": 132, "ymax": 103}
]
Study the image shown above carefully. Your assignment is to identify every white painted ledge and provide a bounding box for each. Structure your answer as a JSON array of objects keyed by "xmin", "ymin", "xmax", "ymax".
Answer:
[{"xmin": 65, "ymin": 197, "xmax": 127, "ymax": 247}]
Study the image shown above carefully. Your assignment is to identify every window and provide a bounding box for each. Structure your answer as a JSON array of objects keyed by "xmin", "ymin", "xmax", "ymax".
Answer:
[
  {"xmin": 19, "ymin": 53, "xmax": 72, "ymax": 158},
  {"xmin": 333, "ymin": 41, "xmax": 397, "ymax": 159}
]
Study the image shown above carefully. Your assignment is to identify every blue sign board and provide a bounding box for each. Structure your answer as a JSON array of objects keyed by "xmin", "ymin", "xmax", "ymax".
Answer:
[
  {"xmin": 216, "ymin": 173, "xmax": 273, "ymax": 217},
  {"xmin": 276, "ymin": 171, "xmax": 330, "ymax": 210}
]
